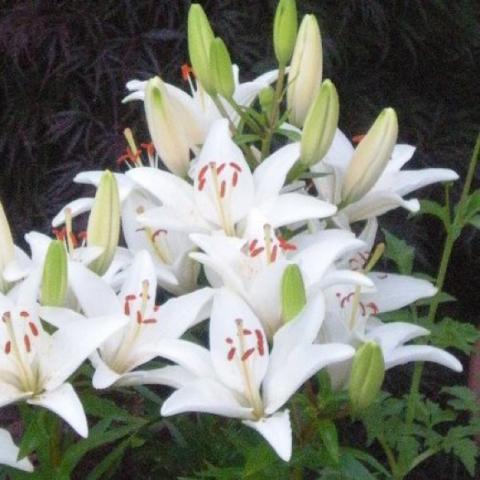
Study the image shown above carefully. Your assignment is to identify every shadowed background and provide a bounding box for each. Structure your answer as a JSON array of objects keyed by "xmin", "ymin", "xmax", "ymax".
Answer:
[{"xmin": 0, "ymin": 1, "xmax": 479, "ymax": 477}]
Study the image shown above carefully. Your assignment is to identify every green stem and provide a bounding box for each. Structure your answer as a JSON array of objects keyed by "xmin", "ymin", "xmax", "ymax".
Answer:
[
  {"xmin": 378, "ymin": 435, "xmax": 399, "ymax": 479},
  {"xmin": 261, "ymin": 65, "xmax": 286, "ymax": 159},
  {"xmin": 406, "ymin": 132, "xmax": 480, "ymax": 426},
  {"xmin": 408, "ymin": 447, "xmax": 440, "ymax": 473},
  {"xmin": 211, "ymin": 95, "xmax": 236, "ymax": 133},
  {"xmin": 225, "ymin": 97, "xmax": 262, "ymax": 134}
]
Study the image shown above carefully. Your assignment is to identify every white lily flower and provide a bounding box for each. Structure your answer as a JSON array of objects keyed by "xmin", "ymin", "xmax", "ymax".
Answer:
[
  {"xmin": 43, "ymin": 250, "xmax": 213, "ymax": 389},
  {"xmin": 0, "ymin": 428, "xmax": 33, "ymax": 472},
  {"xmin": 127, "ymin": 119, "xmax": 336, "ymax": 238},
  {"xmin": 311, "ymin": 129, "xmax": 459, "ymax": 225},
  {"xmin": 319, "ymin": 272, "xmax": 462, "ymax": 388},
  {"xmin": 157, "ymin": 288, "xmax": 354, "ymax": 461},
  {"xmin": 189, "ymin": 214, "xmax": 373, "ymax": 337},
  {"xmin": 0, "ymin": 294, "xmax": 126, "ymax": 437},
  {"xmin": 51, "ymin": 171, "xmax": 199, "ymax": 295},
  {"xmin": 123, "ymin": 65, "xmax": 279, "ymax": 129}
]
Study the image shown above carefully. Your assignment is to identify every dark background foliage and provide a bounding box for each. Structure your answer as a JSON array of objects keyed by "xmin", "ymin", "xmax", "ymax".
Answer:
[{"xmin": 0, "ymin": 1, "xmax": 478, "ymax": 476}]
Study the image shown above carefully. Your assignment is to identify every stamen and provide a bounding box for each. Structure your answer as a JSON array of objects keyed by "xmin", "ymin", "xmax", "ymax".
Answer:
[
  {"xmin": 220, "ymin": 180, "xmax": 226, "ymax": 198},
  {"xmin": 136, "ymin": 311, "xmax": 143, "ymax": 324},
  {"xmin": 227, "ymin": 347, "xmax": 236, "ymax": 361},
  {"xmin": 232, "ymin": 171, "xmax": 238, "ymax": 186},
  {"xmin": 250, "ymin": 247, "xmax": 265, "ymax": 257},
  {"xmin": 229, "ymin": 162, "xmax": 242, "ymax": 172},
  {"xmin": 270, "ymin": 244, "xmax": 278, "ymax": 263},
  {"xmin": 216, "ymin": 163, "xmax": 226, "ymax": 174},
  {"xmin": 24, "ymin": 335, "xmax": 31, "ymax": 353},
  {"xmin": 19, "ymin": 311, "xmax": 29, "ymax": 318},
  {"xmin": 29, "ymin": 322, "xmax": 39, "ymax": 337},
  {"xmin": 225, "ymin": 337, "xmax": 234, "ymax": 344},
  {"xmin": 181, "ymin": 63, "xmax": 192, "ymax": 81},
  {"xmin": 255, "ymin": 329, "xmax": 265, "ymax": 356},
  {"xmin": 4, "ymin": 341, "xmax": 11, "ymax": 354},
  {"xmin": 241, "ymin": 348, "xmax": 255, "ymax": 361},
  {"xmin": 142, "ymin": 318, "xmax": 157, "ymax": 324}
]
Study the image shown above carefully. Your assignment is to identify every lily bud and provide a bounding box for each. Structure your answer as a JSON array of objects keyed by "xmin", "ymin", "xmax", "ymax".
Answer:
[
  {"xmin": 300, "ymin": 79, "xmax": 339, "ymax": 167},
  {"xmin": 188, "ymin": 3, "xmax": 215, "ymax": 93},
  {"xmin": 342, "ymin": 108, "xmax": 398, "ymax": 205},
  {"xmin": 87, "ymin": 170, "xmax": 120, "ymax": 276},
  {"xmin": 144, "ymin": 76, "xmax": 191, "ymax": 177},
  {"xmin": 259, "ymin": 86, "xmax": 275, "ymax": 115},
  {"xmin": 287, "ymin": 14, "xmax": 323, "ymax": 127},
  {"xmin": 273, "ymin": 0, "xmax": 298, "ymax": 66},
  {"xmin": 349, "ymin": 342, "xmax": 385, "ymax": 411},
  {"xmin": 41, "ymin": 240, "xmax": 68, "ymax": 307},
  {"xmin": 0, "ymin": 201, "xmax": 14, "ymax": 293},
  {"xmin": 281, "ymin": 264, "xmax": 306, "ymax": 322},
  {"xmin": 210, "ymin": 37, "xmax": 235, "ymax": 99}
]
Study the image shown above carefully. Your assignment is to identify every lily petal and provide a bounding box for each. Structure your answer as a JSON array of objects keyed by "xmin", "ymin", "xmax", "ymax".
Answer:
[
  {"xmin": 28, "ymin": 383, "xmax": 88, "ymax": 438},
  {"xmin": 243, "ymin": 410, "xmax": 292, "ymax": 461},
  {"xmin": 385, "ymin": 345, "xmax": 463, "ymax": 372},
  {"xmin": 161, "ymin": 377, "xmax": 252, "ymax": 419},
  {"xmin": 0, "ymin": 428, "xmax": 34, "ymax": 472}
]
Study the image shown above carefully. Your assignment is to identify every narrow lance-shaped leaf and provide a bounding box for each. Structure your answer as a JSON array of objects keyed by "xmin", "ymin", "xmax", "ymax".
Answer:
[{"xmin": 87, "ymin": 170, "xmax": 120, "ymax": 276}]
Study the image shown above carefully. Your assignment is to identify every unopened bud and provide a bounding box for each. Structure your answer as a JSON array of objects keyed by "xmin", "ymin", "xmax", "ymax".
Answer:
[
  {"xmin": 349, "ymin": 342, "xmax": 385, "ymax": 411},
  {"xmin": 281, "ymin": 264, "xmax": 306, "ymax": 322},
  {"xmin": 342, "ymin": 108, "xmax": 398, "ymax": 205},
  {"xmin": 144, "ymin": 76, "xmax": 191, "ymax": 177},
  {"xmin": 259, "ymin": 86, "xmax": 275, "ymax": 115},
  {"xmin": 300, "ymin": 79, "xmax": 339, "ymax": 167},
  {"xmin": 0, "ymin": 201, "xmax": 14, "ymax": 293},
  {"xmin": 87, "ymin": 170, "xmax": 120, "ymax": 276},
  {"xmin": 210, "ymin": 37, "xmax": 235, "ymax": 99},
  {"xmin": 273, "ymin": 0, "xmax": 298, "ymax": 66},
  {"xmin": 41, "ymin": 240, "xmax": 68, "ymax": 307},
  {"xmin": 188, "ymin": 3, "xmax": 215, "ymax": 93},
  {"xmin": 287, "ymin": 14, "xmax": 322, "ymax": 127}
]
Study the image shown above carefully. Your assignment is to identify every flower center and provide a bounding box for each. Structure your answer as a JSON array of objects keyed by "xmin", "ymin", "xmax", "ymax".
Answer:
[
  {"xmin": 224, "ymin": 318, "xmax": 265, "ymax": 418},
  {"xmin": 117, "ymin": 129, "xmax": 157, "ymax": 169},
  {"xmin": 2, "ymin": 310, "xmax": 41, "ymax": 393},
  {"xmin": 197, "ymin": 161, "xmax": 243, "ymax": 236}
]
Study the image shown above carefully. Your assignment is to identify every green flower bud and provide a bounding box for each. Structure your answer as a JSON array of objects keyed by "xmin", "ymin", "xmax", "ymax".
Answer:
[
  {"xmin": 300, "ymin": 79, "xmax": 339, "ymax": 167},
  {"xmin": 145, "ymin": 76, "xmax": 191, "ymax": 177},
  {"xmin": 273, "ymin": 0, "xmax": 298, "ymax": 66},
  {"xmin": 0, "ymin": 200, "xmax": 14, "ymax": 293},
  {"xmin": 349, "ymin": 341, "xmax": 385, "ymax": 412},
  {"xmin": 281, "ymin": 264, "xmax": 306, "ymax": 322},
  {"xmin": 41, "ymin": 240, "xmax": 68, "ymax": 307},
  {"xmin": 188, "ymin": 3, "xmax": 215, "ymax": 93},
  {"xmin": 287, "ymin": 14, "xmax": 323, "ymax": 127},
  {"xmin": 342, "ymin": 108, "xmax": 398, "ymax": 205},
  {"xmin": 259, "ymin": 86, "xmax": 275, "ymax": 114},
  {"xmin": 210, "ymin": 37, "xmax": 235, "ymax": 99},
  {"xmin": 87, "ymin": 170, "xmax": 120, "ymax": 276}
]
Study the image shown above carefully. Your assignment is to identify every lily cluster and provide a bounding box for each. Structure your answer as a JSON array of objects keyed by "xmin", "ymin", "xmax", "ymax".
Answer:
[{"xmin": 0, "ymin": 0, "xmax": 462, "ymax": 469}]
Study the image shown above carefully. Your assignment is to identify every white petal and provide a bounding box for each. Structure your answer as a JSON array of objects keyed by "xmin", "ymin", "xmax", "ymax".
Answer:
[
  {"xmin": 363, "ymin": 273, "xmax": 436, "ymax": 313},
  {"xmin": 253, "ymin": 143, "xmax": 300, "ymax": 204},
  {"xmin": 115, "ymin": 366, "xmax": 197, "ymax": 389},
  {"xmin": 294, "ymin": 229, "xmax": 364, "ymax": 288},
  {"xmin": 317, "ymin": 269, "xmax": 374, "ymax": 290},
  {"xmin": 243, "ymin": 410, "xmax": 292, "ymax": 461},
  {"xmin": 3, "ymin": 246, "xmax": 33, "ymax": 282},
  {"xmin": 39, "ymin": 306, "xmax": 87, "ymax": 329},
  {"xmin": 161, "ymin": 377, "xmax": 252, "ymax": 419},
  {"xmin": 51, "ymin": 198, "xmax": 95, "ymax": 227},
  {"xmin": 42, "ymin": 313, "xmax": 128, "ymax": 390},
  {"xmin": 395, "ymin": 168, "xmax": 459, "ymax": 197},
  {"xmin": 0, "ymin": 382, "xmax": 31, "ymax": 409},
  {"xmin": 260, "ymin": 193, "xmax": 337, "ymax": 228},
  {"xmin": 322, "ymin": 129, "xmax": 355, "ymax": 172},
  {"xmin": 264, "ymin": 344, "xmax": 354, "ymax": 414},
  {"xmin": 127, "ymin": 167, "xmax": 195, "ymax": 211},
  {"xmin": 366, "ymin": 321, "xmax": 429, "ymax": 353},
  {"xmin": 0, "ymin": 428, "xmax": 34, "ymax": 472},
  {"xmin": 28, "ymin": 383, "xmax": 88, "ymax": 437},
  {"xmin": 385, "ymin": 345, "xmax": 463, "ymax": 372},
  {"xmin": 210, "ymin": 289, "xmax": 269, "ymax": 394},
  {"xmin": 154, "ymin": 287, "xmax": 213, "ymax": 339},
  {"xmin": 269, "ymin": 292, "xmax": 325, "ymax": 372},
  {"xmin": 91, "ymin": 353, "xmax": 122, "ymax": 389},
  {"xmin": 154, "ymin": 339, "xmax": 214, "ymax": 378},
  {"xmin": 25, "ymin": 231, "xmax": 52, "ymax": 266},
  {"xmin": 68, "ymin": 261, "xmax": 121, "ymax": 317}
]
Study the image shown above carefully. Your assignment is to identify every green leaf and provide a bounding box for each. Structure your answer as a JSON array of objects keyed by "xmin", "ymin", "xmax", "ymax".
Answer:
[
  {"xmin": 276, "ymin": 128, "xmax": 301, "ymax": 142},
  {"xmin": 318, "ymin": 420, "xmax": 340, "ymax": 465},
  {"xmin": 382, "ymin": 229, "xmax": 415, "ymax": 274},
  {"xmin": 428, "ymin": 317, "xmax": 480, "ymax": 354},
  {"xmin": 18, "ymin": 409, "xmax": 48, "ymax": 460},
  {"xmin": 86, "ymin": 437, "xmax": 132, "ymax": 480},
  {"xmin": 463, "ymin": 190, "xmax": 480, "ymax": 221},
  {"xmin": 418, "ymin": 199, "xmax": 449, "ymax": 228},
  {"xmin": 468, "ymin": 214, "xmax": 480, "ymax": 229},
  {"xmin": 452, "ymin": 438, "xmax": 478, "ymax": 476},
  {"xmin": 442, "ymin": 386, "xmax": 480, "ymax": 414},
  {"xmin": 81, "ymin": 392, "xmax": 144, "ymax": 424}
]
